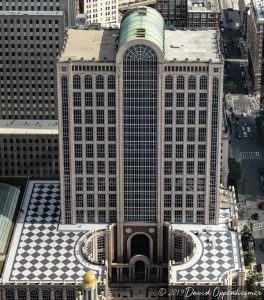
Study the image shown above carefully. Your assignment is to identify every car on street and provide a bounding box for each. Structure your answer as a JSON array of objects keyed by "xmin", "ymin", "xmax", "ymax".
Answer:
[
  {"xmin": 243, "ymin": 132, "xmax": 247, "ymax": 138},
  {"xmin": 252, "ymin": 213, "xmax": 259, "ymax": 220},
  {"xmin": 243, "ymin": 122, "xmax": 247, "ymax": 126},
  {"xmin": 242, "ymin": 126, "xmax": 245, "ymax": 131},
  {"xmin": 259, "ymin": 167, "xmax": 264, "ymax": 175},
  {"xmin": 220, "ymin": 27, "xmax": 225, "ymax": 33},
  {"xmin": 259, "ymin": 177, "xmax": 264, "ymax": 183},
  {"xmin": 247, "ymin": 126, "xmax": 251, "ymax": 133},
  {"xmin": 238, "ymin": 133, "xmax": 241, "ymax": 139}
]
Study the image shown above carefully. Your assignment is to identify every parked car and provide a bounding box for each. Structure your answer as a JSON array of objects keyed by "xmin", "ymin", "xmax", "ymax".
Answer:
[
  {"xmin": 243, "ymin": 132, "xmax": 247, "ymax": 138},
  {"xmin": 259, "ymin": 177, "xmax": 264, "ymax": 183},
  {"xmin": 247, "ymin": 126, "xmax": 251, "ymax": 133},
  {"xmin": 252, "ymin": 213, "xmax": 259, "ymax": 220},
  {"xmin": 258, "ymin": 167, "xmax": 264, "ymax": 175}
]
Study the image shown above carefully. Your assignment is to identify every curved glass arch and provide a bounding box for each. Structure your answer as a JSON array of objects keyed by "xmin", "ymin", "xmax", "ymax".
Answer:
[{"xmin": 124, "ymin": 44, "xmax": 158, "ymax": 61}]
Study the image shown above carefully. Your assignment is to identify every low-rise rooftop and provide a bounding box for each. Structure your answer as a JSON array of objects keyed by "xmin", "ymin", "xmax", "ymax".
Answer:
[
  {"xmin": 188, "ymin": 0, "xmax": 220, "ymax": 12},
  {"xmin": 252, "ymin": 0, "xmax": 264, "ymax": 21},
  {"xmin": 0, "ymin": 120, "xmax": 58, "ymax": 135},
  {"xmin": 60, "ymin": 28, "xmax": 222, "ymax": 63}
]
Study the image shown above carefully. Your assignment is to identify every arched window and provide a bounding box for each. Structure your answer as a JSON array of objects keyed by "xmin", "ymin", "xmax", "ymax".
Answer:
[
  {"xmin": 165, "ymin": 75, "xmax": 173, "ymax": 89},
  {"xmin": 200, "ymin": 76, "xmax": 207, "ymax": 90},
  {"xmin": 108, "ymin": 75, "xmax": 115, "ymax": 89},
  {"xmin": 18, "ymin": 289, "xmax": 27, "ymax": 300},
  {"xmin": 131, "ymin": 234, "xmax": 150, "ymax": 258},
  {"xmin": 84, "ymin": 75, "xmax": 92, "ymax": 89},
  {"xmin": 30, "ymin": 290, "xmax": 39, "ymax": 300},
  {"xmin": 188, "ymin": 76, "xmax": 196, "ymax": 90},
  {"xmin": 96, "ymin": 75, "xmax": 104, "ymax": 89},
  {"xmin": 73, "ymin": 75, "xmax": 81, "ymax": 89},
  {"xmin": 54, "ymin": 290, "xmax": 63, "ymax": 300},
  {"xmin": 42, "ymin": 289, "xmax": 51, "ymax": 300},
  {"xmin": 177, "ymin": 75, "xmax": 184, "ymax": 89}
]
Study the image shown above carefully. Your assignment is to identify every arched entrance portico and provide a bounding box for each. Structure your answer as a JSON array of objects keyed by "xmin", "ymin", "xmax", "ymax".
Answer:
[{"xmin": 129, "ymin": 255, "xmax": 150, "ymax": 282}]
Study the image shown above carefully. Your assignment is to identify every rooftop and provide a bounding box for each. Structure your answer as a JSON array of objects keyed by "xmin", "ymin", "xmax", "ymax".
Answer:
[
  {"xmin": 60, "ymin": 29, "xmax": 222, "ymax": 63},
  {"xmin": 0, "ymin": 11, "xmax": 64, "ymax": 16},
  {"xmin": 164, "ymin": 30, "xmax": 222, "ymax": 63},
  {"xmin": 188, "ymin": 0, "xmax": 220, "ymax": 12},
  {"xmin": 252, "ymin": 0, "xmax": 264, "ymax": 21},
  {"xmin": 60, "ymin": 29, "xmax": 119, "ymax": 62},
  {"xmin": 0, "ymin": 120, "xmax": 58, "ymax": 135}
]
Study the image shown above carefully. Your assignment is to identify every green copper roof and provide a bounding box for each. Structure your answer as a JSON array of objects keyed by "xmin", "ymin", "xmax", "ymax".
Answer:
[{"xmin": 118, "ymin": 7, "xmax": 164, "ymax": 52}]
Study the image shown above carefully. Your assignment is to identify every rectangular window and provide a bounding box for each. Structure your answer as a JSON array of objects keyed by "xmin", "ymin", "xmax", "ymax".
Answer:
[
  {"xmin": 175, "ymin": 128, "xmax": 184, "ymax": 141},
  {"xmin": 98, "ymin": 161, "xmax": 105, "ymax": 174},
  {"xmin": 108, "ymin": 92, "xmax": 115, "ymax": 107},
  {"xmin": 197, "ymin": 194, "xmax": 205, "ymax": 207},
  {"xmin": 86, "ymin": 144, "xmax": 93, "ymax": 158},
  {"xmin": 175, "ymin": 178, "xmax": 183, "ymax": 191},
  {"xmin": 187, "ymin": 128, "xmax": 195, "ymax": 141},
  {"xmin": 176, "ymin": 93, "xmax": 184, "ymax": 107},
  {"xmin": 164, "ymin": 178, "xmax": 171, "ymax": 191},
  {"xmin": 164, "ymin": 210, "xmax": 171, "ymax": 222},
  {"xmin": 108, "ymin": 110, "xmax": 116, "ymax": 124},
  {"xmin": 86, "ymin": 161, "xmax": 94, "ymax": 174},
  {"xmin": 109, "ymin": 161, "xmax": 116, "ymax": 174},
  {"xmin": 198, "ymin": 128, "xmax": 206, "ymax": 141},
  {"xmin": 165, "ymin": 110, "xmax": 173, "ymax": 124},
  {"xmin": 186, "ymin": 178, "xmax": 194, "ymax": 191},
  {"xmin": 198, "ymin": 161, "xmax": 206, "ymax": 174},
  {"xmin": 73, "ymin": 92, "xmax": 82, "ymax": 106},
  {"xmin": 164, "ymin": 144, "xmax": 172, "ymax": 158},
  {"xmin": 165, "ymin": 127, "xmax": 172, "ymax": 141},
  {"xmin": 175, "ymin": 145, "xmax": 183, "ymax": 158},
  {"xmin": 198, "ymin": 144, "xmax": 206, "ymax": 158},
  {"xmin": 175, "ymin": 210, "xmax": 182, "ymax": 222},
  {"xmin": 85, "ymin": 92, "xmax": 93, "ymax": 106},
  {"xmin": 164, "ymin": 194, "xmax": 172, "ymax": 207},
  {"xmin": 86, "ymin": 127, "xmax": 93, "ymax": 141},
  {"xmin": 175, "ymin": 194, "xmax": 182, "ymax": 207},
  {"xmin": 87, "ymin": 210, "xmax": 94, "ymax": 222},
  {"xmin": 176, "ymin": 110, "xmax": 184, "ymax": 124},
  {"xmin": 187, "ymin": 161, "xmax": 194, "ymax": 174},
  {"xmin": 109, "ymin": 144, "xmax": 116, "ymax": 158},
  {"xmin": 87, "ymin": 177, "xmax": 94, "ymax": 191},
  {"xmin": 186, "ymin": 194, "xmax": 193, "ymax": 207},
  {"xmin": 96, "ymin": 92, "xmax": 104, "ymax": 106},
  {"xmin": 97, "ymin": 110, "xmax": 104, "ymax": 124},
  {"xmin": 97, "ymin": 144, "xmax": 105, "ymax": 158},
  {"xmin": 199, "ymin": 110, "xmax": 207, "ymax": 124},
  {"xmin": 199, "ymin": 93, "xmax": 207, "ymax": 107},
  {"xmin": 98, "ymin": 178, "xmax": 105, "ymax": 192},
  {"xmin": 97, "ymin": 127, "xmax": 104, "ymax": 141},
  {"xmin": 197, "ymin": 211, "xmax": 204, "ymax": 223},
  {"xmin": 108, "ymin": 127, "xmax": 116, "ymax": 141},
  {"xmin": 186, "ymin": 211, "xmax": 193, "ymax": 223},
  {"xmin": 187, "ymin": 144, "xmax": 195, "ymax": 158},
  {"xmin": 165, "ymin": 93, "xmax": 173, "ymax": 107},
  {"xmin": 109, "ymin": 194, "xmax": 117, "ymax": 207},
  {"xmin": 75, "ymin": 161, "xmax": 83, "ymax": 174},
  {"xmin": 187, "ymin": 110, "xmax": 195, "ymax": 124},
  {"xmin": 85, "ymin": 110, "xmax": 93, "ymax": 124},
  {"xmin": 188, "ymin": 93, "xmax": 196, "ymax": 107},
  {"xmin": 175, "ymin": 161, "xmax": 183, "ymax": 174},
  {"xmin": 197, "ymin": 178, "xmax": 205, "ymax": 191},
  {"xmin": 74, "ymin": 110, "xmax": 82, "ymax": 124},
  {"xmin": 164, "ymin": 161, "xmax": 172, "ymax": 175},
  {"xmin": 74, "ymin": 127, "xmax": 82, "ymax": 141},
  {"xmin": 75, "ymin": 144, "xmax": 82, "ymax": 158},
  {"xmin": 98, "ymin": 194, "xmax": 106, "ymax": 206}
]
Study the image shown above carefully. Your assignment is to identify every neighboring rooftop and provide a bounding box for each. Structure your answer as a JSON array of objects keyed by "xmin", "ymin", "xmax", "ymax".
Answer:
[
  {"xmin": 188, "ymin": 0, "xmax": 220, "ymax": 12},
  {"xmin": 252, "ymin": 0, "xmax": 264, "ymax": 21},
  {"xmin": 164, "ymin": 30, "xmax": 222, "ymax": 62},
  {"xmin": 0, "ymin": 11, "xmax": 64, "ymax": 16},
  {"xmin": 59, "ymin": 29, "xmax": 119, "ymax": 62},
  {"xmin": 0, "ymin": 120, "xmax": 58, "ymax": 135}
]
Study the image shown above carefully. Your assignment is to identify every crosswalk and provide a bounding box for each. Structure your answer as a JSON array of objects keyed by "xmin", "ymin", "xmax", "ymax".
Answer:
[{"xmin": 240, "ymin": 152, "xmax": 261, "ymax": 159}]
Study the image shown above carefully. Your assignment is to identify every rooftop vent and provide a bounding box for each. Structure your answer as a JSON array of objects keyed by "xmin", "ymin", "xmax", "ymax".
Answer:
[
  {"xmin": 138, "ymin": 7, "xmax": 147, "ymax": 16},
  {"xmin": 136, "ymin": 28, "xmax": 146, "ymax": 38}
]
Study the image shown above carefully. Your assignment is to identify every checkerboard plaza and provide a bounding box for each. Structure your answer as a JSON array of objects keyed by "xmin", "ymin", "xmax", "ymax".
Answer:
[{"xmin": 0, "ymin": 181, "xmax": 245, "ymax": 299}]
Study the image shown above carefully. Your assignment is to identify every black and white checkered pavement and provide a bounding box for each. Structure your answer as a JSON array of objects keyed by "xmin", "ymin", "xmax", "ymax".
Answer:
[
  {"xmin": 10, "ymin": 183, "xmax": 87, "ymax": 282},
  {"xmin": 178, "ymin": 231, "xmax": 234, "ymax": 281}
]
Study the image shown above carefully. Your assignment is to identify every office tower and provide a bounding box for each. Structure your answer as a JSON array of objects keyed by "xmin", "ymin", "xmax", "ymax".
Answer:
[
  {"xmin": 83, "ymin": 0, "xmax": 118, "ymax": 25},
  {"xmin": 247, "ymin": 0, "xmax": 264, "ymax": 96},
  {"xmin": 58, "ymin": 6, "xmax": 224, "ymax": 226},
  {"xmin": 1, "ymin": 7, "xmax": 245, "ymax": 299},
  {"xmin": 0, "ymin": 1, "xmax": 75, "ymax": 121},
  {"xmin": 156, "ymin": 0, "xmax": 220, "ymax": 28}
]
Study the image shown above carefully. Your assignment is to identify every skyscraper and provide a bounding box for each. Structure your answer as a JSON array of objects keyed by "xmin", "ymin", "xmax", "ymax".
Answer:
[{"xmin": 0, "ymin": 0, "xmax": 75, "ymax": 120}]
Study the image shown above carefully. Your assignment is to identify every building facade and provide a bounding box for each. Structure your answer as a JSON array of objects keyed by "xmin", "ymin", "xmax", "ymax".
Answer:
[
  {"xmin": 156, "ymin": 0, "xmax": 220, "ymax": 28},
  {"xmin": 83, "ymin": 0, "xmax": 118, "ymax": 25},
  {"xmin": 0, "ymin": 120, "xmax": 59, "ymax": 178},
  {"xmin": 0, "ymin": 1, "xmax": 75, "ymax": 121},
  {"xmin": 247, "ymin": 0, "xmax": 264, "ymax": 96}
]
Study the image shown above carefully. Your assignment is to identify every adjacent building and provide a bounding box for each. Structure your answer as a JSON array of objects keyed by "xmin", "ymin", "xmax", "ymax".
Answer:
[
  {"xmin": 83, "ymin": 0, "xmax": 119, "ymax": 26},
  {"xmin": 247, "ymin": 0, "xmax": 264, "ymax": 96},
  {"xmin": 0, "ymin": 120, "xmax": 59, "ymax": 178},
  {"xmin": 0, "ymin": 1, "xmax": 75, "ymax": 121},
  {"xmin": 156, "ymin": 0, "xmax": 220, "ymax": 28}
]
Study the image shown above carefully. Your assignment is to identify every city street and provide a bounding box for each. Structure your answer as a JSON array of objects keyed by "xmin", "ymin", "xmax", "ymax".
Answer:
[{"xmin": 219, "ymin": 0, "xmax": 264, "ymax": 264}]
